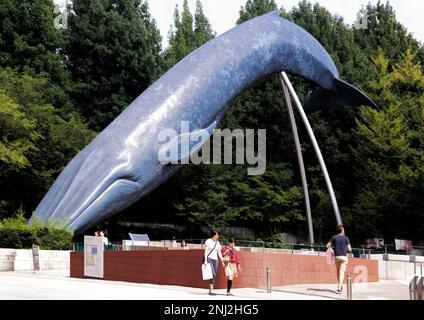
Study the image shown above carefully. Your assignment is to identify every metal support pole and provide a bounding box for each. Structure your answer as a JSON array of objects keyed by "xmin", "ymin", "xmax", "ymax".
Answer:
[
  {"xmin": 279, "ymin": 75, "xmax": 314, "ymax": 244},
  {"xmin": 266, "ymin": 268, "xmax": 272, "ymax": 293},
  {"xmin": 280, "ymin": 72, "xmax": 342, "ymax": 225},
  {"xmin": 347, "ymin": 273, "xmax": 352, "ymax": 300}
]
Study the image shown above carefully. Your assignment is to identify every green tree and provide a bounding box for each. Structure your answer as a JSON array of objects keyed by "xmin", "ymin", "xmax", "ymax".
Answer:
[
  {"xmin": 173, "ymin": 164, "xmax": 304, "ymax": 237},
  {"xmin": 164, "ymin": 0, "xmax": 215, "ymax": 68},
  {"xmin": 237, "ymin": 0, "xmax": 278, "ymax": 24},
  {"xmin": 0, "ymin": 0, "xmax": 72, "ymax": 112},
  {"xmin": 65, "ymin": 0, "xmax": 163, "ymax": 130},
  {"xmin": 0, "ymin": 91, "xmax": 38, "ymax": 168},
  {"xmin": 354, "ymin": 1, "xmax": 424, "ymax": 65},
  {"xmin": 285, "ymin": 1, "xmax": 424, "ymax": 244},
  {"xmin": 289, "ymin": 0, "xmax": 371, "ymax": 86},
  {"xmin": 0, "ymin": 68, "xmax": 95, "ymax": 218},
  {"xmin": 180, "ymin": 0, "xmax": 196, "ymax": 50},
  {"xmin": 165, "ymin": 2, "xmax": 193, "ymax": 67},
  {"xmin": 349, "ymin": 50, "xmax": 424, "ymax": 243},
  {"xmin": 0, "ymin": 0, "xmax": 65, "ymax": 79},
  {"xmin": 194, "ymin": 0, "xmax": 215, "ymax": 47}
]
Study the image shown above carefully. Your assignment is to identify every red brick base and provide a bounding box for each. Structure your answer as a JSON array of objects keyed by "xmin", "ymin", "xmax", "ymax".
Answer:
[{"xmin": 70, "ymin": 249, "xmax": 378, "ymax": 289}]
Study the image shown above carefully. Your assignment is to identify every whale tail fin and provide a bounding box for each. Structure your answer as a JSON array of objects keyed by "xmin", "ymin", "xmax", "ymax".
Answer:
[{"xmin": 304, "ymin": 78, "xmax": 377, "ymax": 111}]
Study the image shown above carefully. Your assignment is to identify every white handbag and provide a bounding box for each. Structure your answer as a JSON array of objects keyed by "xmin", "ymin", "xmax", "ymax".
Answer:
[
  {"xmin": 326, "ymin": 247, "xmax": 335, "ymax": 264},
  {"xmin": 202, "ymin": 263, "xmax": 213, "ymax": 280}
]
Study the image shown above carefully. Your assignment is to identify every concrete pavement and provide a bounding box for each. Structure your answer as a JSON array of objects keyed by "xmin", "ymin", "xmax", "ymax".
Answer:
[
  {"xmin": 273, "ymin": 280, "xmax": 410, "ymax": 300},
  {"xmin": 0, "ymin": 270, "xmax": 410, "ymax": 300},
  {"xmin": 0, "ymin": 270, "xmax": 329, "ymax": 300}
]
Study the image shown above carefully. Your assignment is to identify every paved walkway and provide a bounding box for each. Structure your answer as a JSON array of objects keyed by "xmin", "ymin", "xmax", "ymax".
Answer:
[
  {"xmin": 0, "ymin": 270, "xmax": 409, "ymax": 300},
  {"xmin": 273, "ymin": 280, "xmax": 410, "ymax": 300},
  {"xmin": 0, "ymin": 271, "xmax": 328, "ymax": 300}
]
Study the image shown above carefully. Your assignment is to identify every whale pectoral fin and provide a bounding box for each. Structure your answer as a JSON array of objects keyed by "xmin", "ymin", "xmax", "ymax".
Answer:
[
  {"xmin": 158, "ymin": 121, "xmax": 216, "ymax": 163},
  {"xmin": 304, "ymin": 79, "xmax": 377, "ymax": 111}
]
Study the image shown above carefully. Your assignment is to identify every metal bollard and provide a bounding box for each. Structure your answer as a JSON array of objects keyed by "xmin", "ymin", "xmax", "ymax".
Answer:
[
  {"xmin": 409, "ymin": 276, "xmax": 418, "ymax": 300},
  {"xmin": 417, "ymin": 277, "xmax": 424, "ymax": 300},
  {"xmin": 346, "ymin": 273, "xmax": 352, "ymax": 300},
  {"xmin": 266, "ymin": 268, "xmax": 272, "ymax": 293},
  {"xmin": 410, "ymin": 262, "xmax": 424, "ymax": 300}
]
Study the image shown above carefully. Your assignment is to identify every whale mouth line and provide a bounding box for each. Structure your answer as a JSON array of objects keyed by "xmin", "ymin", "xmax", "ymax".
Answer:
[{"xmin": 67, "ymin": 176, "xmax": 142, "ymax": 229}]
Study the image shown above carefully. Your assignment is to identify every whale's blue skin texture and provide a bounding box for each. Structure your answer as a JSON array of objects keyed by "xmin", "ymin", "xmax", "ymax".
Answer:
[{"xmin": 33, "ymin": 11, "xmax": 358, "ymax": 232}]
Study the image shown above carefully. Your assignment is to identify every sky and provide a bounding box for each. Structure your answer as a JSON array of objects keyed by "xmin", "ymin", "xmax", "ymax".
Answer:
[
  {"xmin": 147, "ymin": 0, "xmax": 424, "ymax": 49},
  {"xmin": 55, "ymin": 0, "xmax": 424, "ymax": 49}
]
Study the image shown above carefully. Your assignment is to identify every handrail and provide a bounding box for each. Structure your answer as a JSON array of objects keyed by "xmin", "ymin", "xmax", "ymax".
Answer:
[{"xmin": 70, "ymin": 239, "xmax": 424, "ymax": 257}]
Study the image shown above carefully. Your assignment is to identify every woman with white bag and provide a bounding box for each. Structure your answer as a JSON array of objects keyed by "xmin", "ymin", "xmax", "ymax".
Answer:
[{"xmin": 203, "ymin": 230, "xmax": 225, "ymax": 296}]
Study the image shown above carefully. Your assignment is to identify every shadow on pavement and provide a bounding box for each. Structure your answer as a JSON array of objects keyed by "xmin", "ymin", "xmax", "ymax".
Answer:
[{"xmin": 307, "ymin": 288, "xmax": 338, "ymax": 294}]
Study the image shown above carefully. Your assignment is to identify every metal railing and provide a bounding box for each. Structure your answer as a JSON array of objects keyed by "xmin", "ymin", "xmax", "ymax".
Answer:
[
  {"xmin": 359, "ymin": 244, "xmax": 424, "ymax": 256},
  {"xmin": 184, "ymin": 239, "xmax": 370, "ymax": 257},
  {"xmin": 72, "ymin": 240, "xmax": 182, "ymax": 252},
  {"xmin": 71, "ymin": 239, "xmax": 424, "ymax": 258},
  {"xmin": 72, "ymin": 239, "xmax": 337, "ymax": 255}
]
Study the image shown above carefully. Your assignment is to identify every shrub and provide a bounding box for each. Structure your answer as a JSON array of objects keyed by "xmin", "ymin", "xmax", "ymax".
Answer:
[{"xmin": 0, "ymin": 210, "xmax": 73, "ymax": 250}]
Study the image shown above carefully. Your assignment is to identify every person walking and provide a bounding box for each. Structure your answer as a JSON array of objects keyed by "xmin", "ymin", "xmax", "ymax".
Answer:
[
  {"xmin": 99, "ymin": 230, "xmax": 109, "ymax": 246},
  {"xmin": 221, "ymin": 237, "xmax": 242, "ymax": 296},
  {"xmin": 181, "ymin": 240, "xmax": 190, "ymax": 250},
  {"xmin": 326, "ymin": 224, "xmax": 352, "ymax": 294},
  {"xmin": 203, "ymin": 230, "xmax": 225, "ymax": 296}
]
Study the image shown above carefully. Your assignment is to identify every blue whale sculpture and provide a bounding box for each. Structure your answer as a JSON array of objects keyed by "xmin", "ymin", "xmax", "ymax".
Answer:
[{"xmin": 32, "ymin": 11, "xmax": 376, "ymax": 233}]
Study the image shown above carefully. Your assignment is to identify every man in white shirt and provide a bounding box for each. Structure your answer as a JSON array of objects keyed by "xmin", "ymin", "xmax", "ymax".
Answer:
[{"xmin": 99, "ymin": 230, "xmax": 109, "ymax": 246}]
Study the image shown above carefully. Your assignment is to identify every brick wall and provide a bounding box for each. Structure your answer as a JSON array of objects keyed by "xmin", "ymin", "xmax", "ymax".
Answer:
[{"xmin": 70, "ymin": 249, "xmax": 378, "ymax": 289}]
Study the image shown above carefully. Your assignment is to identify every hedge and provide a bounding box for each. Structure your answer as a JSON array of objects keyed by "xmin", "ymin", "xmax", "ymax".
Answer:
[{"xmin": 0, "ymin": 212, "xmax": 73, "ymax": 250}]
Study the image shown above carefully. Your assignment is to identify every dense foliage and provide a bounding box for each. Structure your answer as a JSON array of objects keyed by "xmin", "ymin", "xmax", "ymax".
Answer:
[{"xmin": 0, "ymin": 209, "xmax": 73, "ymax": 249}]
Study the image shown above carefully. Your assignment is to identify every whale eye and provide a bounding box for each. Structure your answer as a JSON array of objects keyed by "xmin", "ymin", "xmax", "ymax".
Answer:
[{"xmin": 116, "ymin": 172, "xmax": 140, "ymax": 183}]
